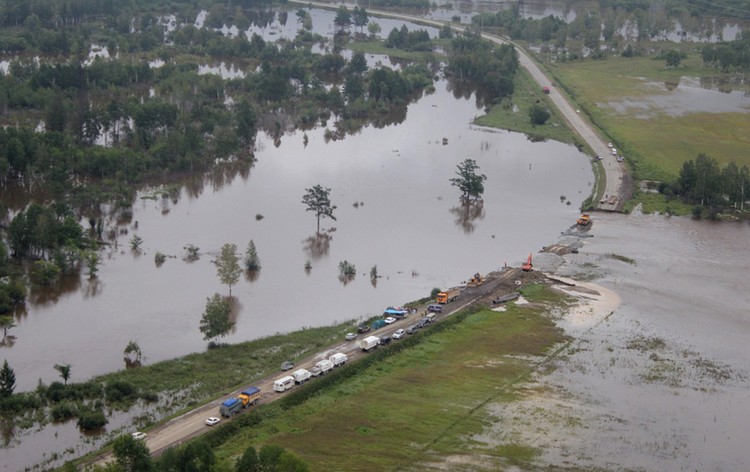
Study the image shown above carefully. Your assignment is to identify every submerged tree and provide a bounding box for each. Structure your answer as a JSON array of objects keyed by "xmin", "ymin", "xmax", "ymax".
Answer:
[
  {"xmin": 302, "ymin": 185, "xmax": 337, "ymax": 233},
  {"xmin": 199, "ymin": 293, "xmax": 233, "ymax": 341},
  {"xmin": 216, "ymin": 243, "xmax": 241, "ymax": 296},
  {"xmin": 450, "ymin": 159, "xmax": 487, "ymax": 201},
  {"xmin": 244, "ymin": 240, "xmax": 261, "ymax": 271},
  {"xmin": 123, "ymin": 341, "xmax": 143, "ymax": 366},
  {"xmin": 54, "ymin": 363, "xmax": 72, "ymax": 385},
  {"xmin": 0, "ymin": 360, "xmax": 15, "ymax": 398}
]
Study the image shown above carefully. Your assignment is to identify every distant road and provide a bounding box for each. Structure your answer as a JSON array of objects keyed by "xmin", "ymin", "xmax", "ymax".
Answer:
[{"xmin": 295, "ymin": 0, "xmax": 626, "ymax": 210}]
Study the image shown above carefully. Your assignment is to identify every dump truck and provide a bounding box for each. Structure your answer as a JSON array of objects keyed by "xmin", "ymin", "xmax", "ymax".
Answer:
[
  {"xmin": 436, "ymin": 288, "xmax": 461, "ymax": 304},
  {"xmin": 359, "ymin": 335, "xmax": 381, "ymax": 352},
  {"xmin": 238, "ymin": 387, "xmax": 261, "ymax": 408},
  {"xmin": 219, "ymin": 397, "xmax": 243, "ymax": 417}
]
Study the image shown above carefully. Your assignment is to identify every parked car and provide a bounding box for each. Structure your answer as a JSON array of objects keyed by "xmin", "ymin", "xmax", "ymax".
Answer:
[
  {"xmin": 345, "ymin": 332, "xmax": 357, "ymax": 341},
  {"xmin": 406, "ymin": 325, "xmax": 419, "ymax": 334},
  {"xmin": 427, "ymin": 304, "xmax": 442, "ymax": 313},
  {"xmin": 206, "ymin": 417, "xmax": 221, "ymax": 426},
  {"xmin": 393, "ymin": 329, "xmax": 406, "ymax": 339},
  {"xmin": 416, "ymin": 318, "xmax": 429, "ymax": 328},
  {"xmin": 379, "ymin": 335, "xmax": 392, "ymax": 345},
  {"xmin": 132, "ymin": 432, "xmax": 147, "ymax": 440},
  {"xmin": 357, "ymin": 324, "xmax": 371, "ymax": 333},
  {"xmin": 384, "ymin": 317, "xmax": 396, "ymax": 325},
  {"xmin": 280, "ymin": 361, "xmax": 294, "ymax": 371}
]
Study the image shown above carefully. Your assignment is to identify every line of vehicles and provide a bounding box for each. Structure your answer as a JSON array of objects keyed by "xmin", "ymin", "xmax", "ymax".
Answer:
[{"xmin": 273, "ymin": 352, "xmax": 348, "ymax": 392}]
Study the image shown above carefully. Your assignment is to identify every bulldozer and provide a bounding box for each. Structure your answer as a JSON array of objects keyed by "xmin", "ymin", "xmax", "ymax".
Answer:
[{"xmin": 467, "ymin": 272, "xmax": 485, "ymax": 287}]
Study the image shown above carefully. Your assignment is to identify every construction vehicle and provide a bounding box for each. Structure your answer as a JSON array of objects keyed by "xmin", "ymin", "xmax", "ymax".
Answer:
[
  {"xmin": 467, "ymin": 273, "xmax": 485, "ymax": 287},
  {"xmin": 577, "ymin": 214, "xmax": 591, "ymax": 226},
  {"xmin": 436, "ymin": 288, "xmax": 461, "ymax": 304},
  {"xmin": 522, "ymin": 254, "xmax": 533, "ymax": 271}
]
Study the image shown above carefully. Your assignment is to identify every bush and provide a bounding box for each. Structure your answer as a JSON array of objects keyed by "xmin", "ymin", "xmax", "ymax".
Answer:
[
  {"xmin": 691, "ymin": 205, "xmax": 704, "ymax": 218},
  {"xmin": 51, "ymin": 402, "xmax": 78, "ymax": 421},
  {"xmin": 77, "ymin": 409, "xmax": 107, "ymax": 431},
  {"xmin": 105, "ymin": 380, "xmax": 137, "ymax": 403}
]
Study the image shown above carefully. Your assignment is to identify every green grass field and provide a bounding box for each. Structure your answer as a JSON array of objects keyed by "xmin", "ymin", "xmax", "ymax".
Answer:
[
  {"xmin": 210, "ymin": 285, "xmax": 571, "ymax": 471},
  {"xmin": 547, "ymin": 54, "xmax": 750, "ymax": 182}
]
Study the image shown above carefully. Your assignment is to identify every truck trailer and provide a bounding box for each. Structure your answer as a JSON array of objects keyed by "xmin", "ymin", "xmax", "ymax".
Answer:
[
  {"xmin": 219, "ymin": 397, "xmax": 243, "ymax": 417},
  {"xmin": 329, "ymin": 352, "xmax": 348, "ymax": 367},
  {"xmin": 436, "ymin": 288, "xmax": 461, "ymax": 304},
  {"xmin": 315, "ymin": 359, "xmax": 334, "ymax": 375}
]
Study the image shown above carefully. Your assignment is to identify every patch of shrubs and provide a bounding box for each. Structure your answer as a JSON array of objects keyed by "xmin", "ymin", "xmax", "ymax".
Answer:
[
  {"xmin": 77, "ymin": 408, "xmax": 107, "ymax": 431},
  {"xmin": 51, "ymin": 402, "xmax": 78, "ymax": 422},
  {"xmin": 105, "ymin": 380, "xmax": 138, "ymax": 403}
]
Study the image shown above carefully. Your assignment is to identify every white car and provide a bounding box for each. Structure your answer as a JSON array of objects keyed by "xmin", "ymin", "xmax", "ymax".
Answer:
[
  {"xmin": 206, "ymin": 417, "xmax": 221, "ymax": 426},
  {"xmin": 132, "ymin": 432, "xmax": 147, "ymax": 440},
  {"xmin": 384, "ymin": 317, "xmax": 396, "ymax": 325},
  {"xmin": 345, "ymin": 332, "xmax": 357, "ymax": 341},
  {"xmin": 392, "ymin": 329, "xmax": 406, "ymax": 339},
  {"xmin": 607, "ymin": 142, "xmax": 613, "ymax": 148}
]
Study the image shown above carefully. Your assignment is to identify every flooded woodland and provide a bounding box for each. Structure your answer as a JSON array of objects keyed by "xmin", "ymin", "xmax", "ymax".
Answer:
[{"xmin": 1, "ymin": 3, "xmax": 749, "ymax": 471}]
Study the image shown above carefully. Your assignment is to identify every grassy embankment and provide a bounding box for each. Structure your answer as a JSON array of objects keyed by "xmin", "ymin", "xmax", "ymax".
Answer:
[
  {"xmin": 192, "ymin": 284, "xmax": 573, "ymax": 471},
  {"xmin": 546, "ymin": 53, "xmax": 750, "ymax": 213}
]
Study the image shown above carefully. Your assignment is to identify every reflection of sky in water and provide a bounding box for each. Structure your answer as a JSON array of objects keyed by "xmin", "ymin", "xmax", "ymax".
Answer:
[
  {"xmin": 198, "ymin": 62, "xmax": 246, "ymax": 79},
  {"xmin": 602, "ymin": 77, "xmax": 750, "ymax": 118}
]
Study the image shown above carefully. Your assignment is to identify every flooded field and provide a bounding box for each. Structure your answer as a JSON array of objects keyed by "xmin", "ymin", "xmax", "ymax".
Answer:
[{"xmin": 477, "ymin": 212, "xmax": 750, "ymax": 471}]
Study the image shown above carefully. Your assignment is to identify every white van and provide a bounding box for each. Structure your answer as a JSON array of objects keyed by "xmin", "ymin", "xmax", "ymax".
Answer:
[
  {"xmin": 329, "ymin": 352, "xmax": 348, "ymax": 367},
  {"xmin": 273, "ymin": 375, "xmax": 295, "ymax": 392},
  {"xmin": 292, "ymin": 369, "xmax": 312, "ymax": 385},
  {"xmin": 425, "ymin": 312, "xmax": 437, "ymax": 322}
]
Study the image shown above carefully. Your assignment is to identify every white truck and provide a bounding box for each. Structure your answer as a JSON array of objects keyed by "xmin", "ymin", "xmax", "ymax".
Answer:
[
  {"xmin": 292, "ymin": 368, "xmax": 312, "ymax": 385},
  {"xmin": 273, "ymin": 375, "xmax": 295, "ymax": 392},
  {"xmin": 329, "ymin": 352, "xmax": 348, "ymax": 367},
  {"xmin": 315, "ymin": 359, "xmax": 334, "ymax": 375},
  {"xmin": 359, "ymin": 335, "xmax": 381, "ymax": 352}
]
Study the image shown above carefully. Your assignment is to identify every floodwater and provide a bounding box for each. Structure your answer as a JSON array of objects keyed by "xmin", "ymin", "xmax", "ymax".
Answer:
[
  {"xmin": 604, "ymin": 76, "xmax": 750, "ymax": 118},
  {"xmin": 0, "ymin": 51, "xmax": 596, "ymax": 472},
  {"xmin": 477, "ymin": 212, "xmax": 750, "ymax": 471}
]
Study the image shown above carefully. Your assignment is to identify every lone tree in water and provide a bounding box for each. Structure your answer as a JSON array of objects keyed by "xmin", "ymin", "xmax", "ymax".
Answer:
[
  {"xmin": 302, "ymin": 185, "xmax": 337, "ymax": 233},
  {"xmin": 54, "ymin": 363, "xmax": 72, "ymax": 384},
  {"xmin": 199, "ymin": 293, "xmax": 234, "ymax": 341},
  {"xmin": 450, "ymin": 159, "xmax": 487, "ymax": 201},
  {"xmin": 244, "ymin": 240, "xmax": 261, "ymax": 271},
  {"xmin": 216, "ymin": 243, "xmax": 241, "ymax": 296}
]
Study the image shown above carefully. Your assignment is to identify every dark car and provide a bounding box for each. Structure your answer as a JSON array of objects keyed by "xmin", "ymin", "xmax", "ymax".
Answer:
[
  {"xmin": 416, "ymin": 318, "xmax": 429, "ymax": 328},
  {"xmin": 427, "ymin": 304, "xmax": 443, "ymax": 313},
  {"xmin": 357, "ymin": 324, "xmax": 371, "ymax": 334},
  {"xmin": 379, "ymin": 335, "xmax": 392, "ymax": 346},
  {"xmin": 280, "ymin": 361, "xmax": 294, "ymax": 371},
  {"xmin": 406, "ymin": 325, "xmax": 419, "ymax": 335}
]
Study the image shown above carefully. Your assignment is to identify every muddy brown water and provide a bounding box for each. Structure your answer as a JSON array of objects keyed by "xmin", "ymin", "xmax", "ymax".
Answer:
[{"xmin": 1, "ymin": 70, "xmax": 593, "ymax": 469}]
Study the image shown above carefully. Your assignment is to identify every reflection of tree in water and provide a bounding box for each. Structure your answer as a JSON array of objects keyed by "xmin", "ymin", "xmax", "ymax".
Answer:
[
  {"xmin": 450, "ymin": 199, "xmax": 485, "ymax": 234},
  {"xmin": 27, "ymin": 274, "xmax": 82, "ymax": 308},
  {"xmin": 339, "ymin": 273, "xmax": 355, "ymax": 286},
  {"xmin": 446, "ymin": 77, "xmax": 494, "ymax": 110},
  {"xmin": 83, "ymin": 278, "xmax": 103, "ymax": 299},
  {"xmin": 303, "ymin": 232, "xmax": 333, "ymax": 260},
  {"xmin": 244, "ymin": 269, "xmax": 260, "ymax": 282}
]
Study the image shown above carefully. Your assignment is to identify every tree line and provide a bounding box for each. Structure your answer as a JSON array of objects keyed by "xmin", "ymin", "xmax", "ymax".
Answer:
[{"xmin": 666, "ymin": 153, "xmax": 749, "ymax": 214}]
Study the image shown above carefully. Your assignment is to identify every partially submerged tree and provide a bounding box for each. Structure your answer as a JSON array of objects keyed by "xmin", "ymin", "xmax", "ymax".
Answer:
[
  {"xmin": 450, "ymin": 159, "xmax": 487, "ymax": 201},
  {"xmin": 54, "ymin": 363, "xmax": 72, "ymax": 385},
  {"xmin": 302, "ymin": 185, "xmax": 337, "ymax": 233},
  {"xmin": 0, "ymin": 360, "xmax": 15, "ymax": 398},
  {"xmin": 0, "ymin": 316, "xmax": 16, "ymax": 338},
  {"xmin": 216, "ymin": 243, "xmax": 241, "ymax": 296},
  {"xmin": 123, "ymin": 341, "xmax": 143, "ymax": 365},
  {"xmin": 199, "ymin": 293, "xmax": 234, "ymax": 341},
  {"xmin": 244, "ymin": 240, "xmax": 261, "ymax": 271}
]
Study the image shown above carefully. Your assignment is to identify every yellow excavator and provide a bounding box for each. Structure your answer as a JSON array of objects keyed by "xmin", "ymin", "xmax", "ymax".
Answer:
[{"xmin": 467, "ymin": 272, "xmax": 485, "ymax": 287}]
